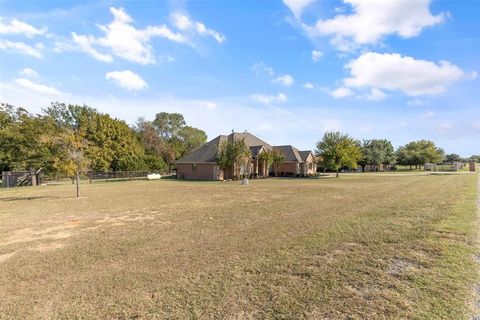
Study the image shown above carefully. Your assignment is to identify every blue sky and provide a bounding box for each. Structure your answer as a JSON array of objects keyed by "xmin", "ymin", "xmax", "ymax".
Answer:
[{"xmin": 0, "ymin": 0, "xmax": 479, "ymax": 156}]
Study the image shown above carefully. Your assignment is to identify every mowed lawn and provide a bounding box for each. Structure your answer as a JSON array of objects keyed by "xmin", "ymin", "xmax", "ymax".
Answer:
[{"xmin": 0, "ymin": 175, "xmax": 478, "ymax": 319}]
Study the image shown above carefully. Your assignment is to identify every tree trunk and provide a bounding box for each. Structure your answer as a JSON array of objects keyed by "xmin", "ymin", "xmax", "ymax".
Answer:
[
  {"xmin": 75, "ymin": 171, "xmax": 80, "ymax": 198},
  {"xmin": 361, "ymin": 165, "xmax": 365, "ymax": 172},
  {"xmin": 30, "ymin": 168, "xmax": 36, "ymax": 186},
  {"xmin": 336, "ymin": 169, "xmax": 339, "ymax": 178}
]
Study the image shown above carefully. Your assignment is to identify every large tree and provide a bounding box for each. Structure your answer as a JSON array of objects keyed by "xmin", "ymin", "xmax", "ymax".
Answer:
[
  {"xmin": 216, "ymin": 138, "xmax": 251, "ymax": 180},
  {"xmin": 396, "ymin": 140, "xmax": 444, "ymax": 169},
  {"xmin": 0, "ymin": 103, "xmax": 55, "ymax": 176},
  {"xmin": 45, "ymin": 102, "xmax": 145, "ymax": 172},
  {"xmin": 358, "ymin": 139, "xmax": 395, "ymax": 171},
  {"xmin": 315, "ymin": 131, "xmax": 362, "ymax": 178},
  {"xmin": 144, "ymin": 112, "xmax": 207, "ymax": 171},
  {"xmin": 135, "ymin": 119, "xmax": 167, "ymax": 171},
  {"xmin": 444, "ymin": 153, "xmax": 461, "ymax": 163}
]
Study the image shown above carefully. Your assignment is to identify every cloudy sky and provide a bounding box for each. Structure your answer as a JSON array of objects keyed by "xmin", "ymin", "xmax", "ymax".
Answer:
[{"xmin": 0, "ymin": 0, "xmax": 479, "ymax": 156}]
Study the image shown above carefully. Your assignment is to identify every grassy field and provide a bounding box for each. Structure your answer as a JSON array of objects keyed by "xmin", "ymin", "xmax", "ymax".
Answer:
[{"xmin": 0, "ymin": 174, "xmax": 478, "ymax": 319}]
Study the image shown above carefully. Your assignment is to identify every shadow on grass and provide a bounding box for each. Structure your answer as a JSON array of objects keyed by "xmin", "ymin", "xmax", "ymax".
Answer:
[{"xmin": 0, "ymin": 196, "xmax": 61, "ymax": 202}]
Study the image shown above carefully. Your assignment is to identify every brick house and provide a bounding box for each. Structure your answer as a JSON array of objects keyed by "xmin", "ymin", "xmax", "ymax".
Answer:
[{"xmin": 175, "ymin": 132, "xmax": 316, "ymax": 180}]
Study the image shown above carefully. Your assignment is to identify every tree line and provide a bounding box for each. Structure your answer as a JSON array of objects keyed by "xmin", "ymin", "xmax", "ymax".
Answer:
[
  {"xmin": 0, "ymin": 102, "xmax": 207, "ymax": 190},
  {"xmin": 315, "ymin": 131, "xmax": 478, "ymax": 178},
  {"xmin": 1, "ymin": 102, "xmax": 477, "ymax": 186}
]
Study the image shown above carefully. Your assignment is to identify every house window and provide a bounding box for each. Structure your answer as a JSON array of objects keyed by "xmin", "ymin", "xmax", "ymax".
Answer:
[
  {"xmin": 192, "ymin": 163, "xmax": 197, "ymax": 171},
  {"xmin": 308, "ymin": 162, "xmax": 313, "ymax": 170}
]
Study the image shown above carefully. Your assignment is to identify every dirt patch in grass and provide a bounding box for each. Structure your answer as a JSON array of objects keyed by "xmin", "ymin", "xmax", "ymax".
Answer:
[{"xmin": 388, "ymin": 257, "xmax": 421, "ymax": 276}]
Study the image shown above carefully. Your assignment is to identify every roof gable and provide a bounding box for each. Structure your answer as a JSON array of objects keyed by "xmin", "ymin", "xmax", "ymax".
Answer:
[
  {"xmin": 176, "ymin": 132, "xmax": 271, "ymax": 164},
  {"xmin": 298, "ymin": 150, "xmax": 314, "ymax": 161},
  {"xmin": 272, "ymin": 145, "xmax": 303, "ymax": 162},
  {"xmin": 176, "ymin": 135, "xmax": 226, "ymax": 163}
]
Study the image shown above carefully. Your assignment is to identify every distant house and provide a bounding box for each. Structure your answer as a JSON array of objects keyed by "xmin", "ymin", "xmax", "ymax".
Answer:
[{"xmin": 175, "ymin": 132, "xmax": 316, "ymax": 180}]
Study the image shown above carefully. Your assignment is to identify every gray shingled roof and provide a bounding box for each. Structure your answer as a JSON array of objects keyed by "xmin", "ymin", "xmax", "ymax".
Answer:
[
  {"xmin": 176, "ymin": 132, "xmax": 271, "ymax": 163},
  {"xmin": 272, "ymin": 145, "xmax": 303, "ymax": 162},
  {"xmin": 228, "ymin": 132, "xmax": 272, "ymax": 149},
  {"xmin": 298, "ymin": 150, "xmax": 313, "ymax": 161},
  {"xmin": 249, "ymin": 145, "xmax": 265, "ymax": 157}
]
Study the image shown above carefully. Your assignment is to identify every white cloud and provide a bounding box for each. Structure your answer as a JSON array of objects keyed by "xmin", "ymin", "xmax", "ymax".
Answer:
[
  {"xmin": 19, "ymin": 68, "xmax": 39, "ymax": 78},
  {"xmin": 272, "ymin": 74, "xmax": 294, "ymax": 87},
  {"xmin": 71, "ymin": 33, "xmax": 113, "ymax": 62},
  {"xmin": 363, "ymin": 88, "xmax": 386, "ymax": 101},
  {"xmin": 72, "ymin": 7, "xmax": 186, "ymax": 65},
  {"xmin": 251, "ymin": 62, "xmax": 275, "ymax": 77},
  {"xmin": 420, "ymin": 110, "xmax": 435, "ymax": 118},
  {"xmin": 158, "ymin": 54, "xmax": 175, "ymax": 63},
  {"xmin": 0, "ymin": 17, "xmax": 46, "ymax": 37},
  {"xmin": 251, "ymin": 93, "xmax": 288, "ymax": 105},
  {"xmin": 0, "ymin": 39, "xmax": 43, "ymax": 58},
  {"xmin": 202, "ymin": 101, "xmax": 217, "ymax": 110},
  {"xmin": 343, "ymin": 52, "xmax": 464, "ymax": 96},
  {"xmin": 306, "ymin": 0, "xmax": 445, "ymax": 51},
  {"xmin": 14, "ymin": 78, "xmax": 63, "ymax": 96},
  {"xmin": 283, "ymin": 0, "xmax": 316, "ymax": 19},
  {"xmin": 171, "ymin": 13, "xmax": 225, "ymax": 43},
  {"xmin": 407, "ymin": 99, "xmax": 429, "ymax": 107},
  {"xmin": 303, "ymin": 82, "xmax": 315, "ymax": 89},
  {"xmin": 105, "ymin": 70, "xmax": 148, "ymax": 91},
  {"xmin": 329, "ymin": 87, "xmax": 353, "ymax": 98},
  {"xmin": 311, "ymin": 49, "xmax": 323, "ymax": 62}
]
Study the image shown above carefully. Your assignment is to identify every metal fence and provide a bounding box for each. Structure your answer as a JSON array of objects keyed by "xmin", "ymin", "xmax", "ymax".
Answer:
[
  {"xmin": 1, "ymin": 171, "xmax": 43, "ymax": 188},
  {"xmin": 87, "ymin": 171, "xmax": 152, "ymax": 183}
]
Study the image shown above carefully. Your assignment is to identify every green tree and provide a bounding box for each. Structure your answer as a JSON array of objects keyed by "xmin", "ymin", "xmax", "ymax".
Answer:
[
  {"xmin": 359, "ymin": 139, "xmax": 396, "ymax": 171},
  {"xmin": 444, "ymin": 153, "xmax": 461, "ymax": 163},
  {"xmin": 42, "ymin": 128, "xmax": 90, "ymax": 198},
  {"xmin": 396, "ymin": 140, "xmax": 444, "ymax": 169},
  {"xmin": 152, "ymin": 112, "xmax": 186, "ymax": 141},
  {"xmin": 315, "ymin": 131, "xmax": 362, "ymax": 178},
  {"xmin": 135, "ymin": 119, "xmax": 167, "ymax": 171},
  {"xmin": 216, "ymin": 138, "xmax": 251, "ymax": 180},
  {"xmin": 470, "ymin": 155, "xmax": 480, "ymax": 163},
  {"xmin": 258, "ymin": 149, "xmax": 274, "ymax": 176},
  {"xmin": 179, "ymin": 126, "xmax": 208, "ymax": 157},
  {"xmin": 44, "ymin": 103, "xmax": 145, "ymax": 172},
  {"xmin": 271, "ymin": 150, "xmax": 285, "ymax": 177},
  {"xmin": 150, "ymin": 112, "xmax": 207, "ymax": 171},
  {"xmin": 0, "ymin": 103, "xmax": 55, "ymax": 176}
]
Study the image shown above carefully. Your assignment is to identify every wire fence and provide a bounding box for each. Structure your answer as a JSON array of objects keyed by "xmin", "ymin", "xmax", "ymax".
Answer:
[
  {"xmin": 1, "ymin": 170, "xmax": 170, "ymax": 188},
  {"xmin": 87, "ymin": 171, "xmax": 159, "ymax": 183}
]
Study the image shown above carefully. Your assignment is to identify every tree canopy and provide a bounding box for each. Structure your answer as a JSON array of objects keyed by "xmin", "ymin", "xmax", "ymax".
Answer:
[
  {"xmin": 0, "ymin": 103, "xmax": 207, "ymax": 181},
  {"xmin": 358, "ymin": 139, "xmax": 395, "ymax": 171},
  {"xmin": 396, "ymin": 140, "xmax": 444, "ymax": 169},
  {"xmin": 315, "ymin": 131, "xmax": 362, "ymax": 178},
  {"xmin": 136, "ymin": 113, "xmax": 207, "ymax": 171},
  {"xmin": 216, "ymin": 138, "xmax": 251, "ymax": 179}
]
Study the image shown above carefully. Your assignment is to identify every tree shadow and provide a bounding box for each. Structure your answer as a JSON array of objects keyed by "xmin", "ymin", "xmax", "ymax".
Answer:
[{"xmin": 0, "ymin": 196, "xmax": 61, "ymax": 202}]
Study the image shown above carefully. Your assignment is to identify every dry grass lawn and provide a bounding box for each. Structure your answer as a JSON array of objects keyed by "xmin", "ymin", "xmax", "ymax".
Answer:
[{"xmin": 0, "ymin": 174, "xmax": 478, "ymax": 319}]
